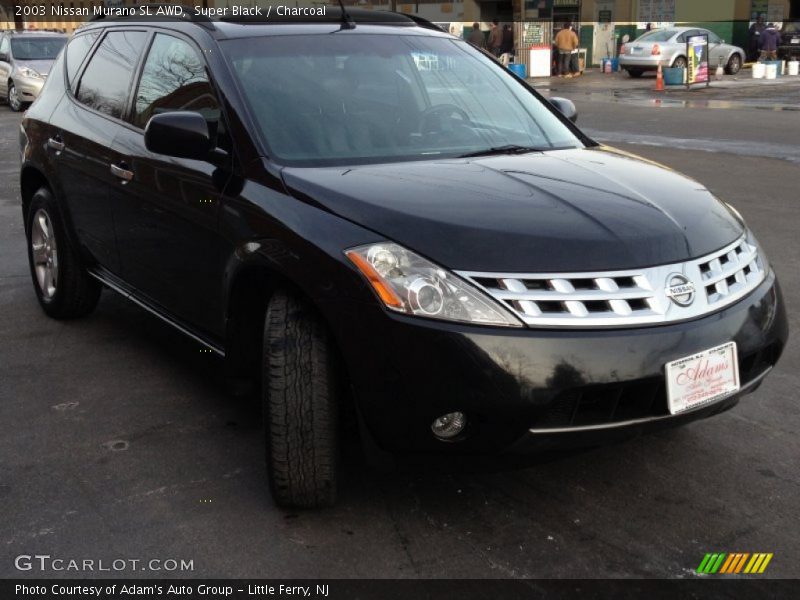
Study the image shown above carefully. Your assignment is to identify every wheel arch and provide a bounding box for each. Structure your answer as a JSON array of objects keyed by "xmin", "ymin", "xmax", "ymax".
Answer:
[{"xmin": 20, "ymin": 164, "xmax": 52, "ymax": 233}]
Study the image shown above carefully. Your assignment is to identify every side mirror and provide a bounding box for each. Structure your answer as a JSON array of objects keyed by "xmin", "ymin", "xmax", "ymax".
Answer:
[
  {"xmin": 144, "ymin": 111, "xmax": 214, "ymax": 161},
  {"xmin": 550, "ymin": 97, "xmax": 578, "ymax": 123},
  {"xmin": 0, "ymin": 52, "xmax": 9, "ymax": 63}
]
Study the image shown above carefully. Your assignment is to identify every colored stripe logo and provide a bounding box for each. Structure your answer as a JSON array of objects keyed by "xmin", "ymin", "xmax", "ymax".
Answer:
[{"xmin": 697, "ymin": 553, "xmax": 773, "ymax": 574}]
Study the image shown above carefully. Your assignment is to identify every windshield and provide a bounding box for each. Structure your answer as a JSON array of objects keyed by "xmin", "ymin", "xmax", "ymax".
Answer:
[
  {"xmin": 635, "ymin": 30, "xmax": 678, "ymax": 42},
  {"xmin": 10, "ymin": 37, "xmax": 66, "ymax": 60},
  {"xmin": 783, "ymin": 22, "xmax": 800, "ymax": 34},
  {"xmin": 222, "ymin": 34, "xmax": 584, "ymax": 166}
]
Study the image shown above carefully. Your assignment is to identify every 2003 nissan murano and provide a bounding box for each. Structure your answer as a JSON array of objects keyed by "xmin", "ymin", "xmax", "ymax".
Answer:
[{"xmin": 19, "ymin": 10, "xmax": 787, "ymax": 507}]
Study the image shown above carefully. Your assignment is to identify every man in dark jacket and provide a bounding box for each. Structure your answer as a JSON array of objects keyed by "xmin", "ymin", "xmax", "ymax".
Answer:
[
  {"xmin": 501, "ymin": 24, "xmax": 514, "ymax": 55},
  {"xmin": 759, "ymin": 23, "xmax": 781, "ymax": 61},
  {"xmin": 467, "ymin": 22, "xmax": 485, "ymax": 49},
  {"xmin": 488, "ymin": 20, "xmax": 503, "ymax": 56},
  {"xmin": 749, "ymin": 15, "xmax": 766, "ymax": 61}
]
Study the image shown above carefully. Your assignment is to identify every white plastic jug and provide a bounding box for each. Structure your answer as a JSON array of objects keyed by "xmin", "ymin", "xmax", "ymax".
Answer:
[
  {"xmin": 752, "ymin": 62, "xmax": 765, "ymax": 78},
  {"xmin": 765, "ymin": 64, "xmax": 777, "ymax": 79},
  {"xmin": 789, "ymin": 61, "xmax": 800, "ymax": 76}
]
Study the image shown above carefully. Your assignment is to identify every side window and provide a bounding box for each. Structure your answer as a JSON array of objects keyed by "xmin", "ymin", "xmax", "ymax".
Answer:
[
  {"xmin": 0, "ymin": 36, "xmax": 10, "ymax": 57},
  {"xmin": 133, "ymin": 34, "xmax": 219, "ymax": 131},
  {"xmin": 707, "ymin": 31, "xmax": 721, "ymax": 44},
  {"xmin": 76, "ymin": 30, "xmax": 147, "ymax": 119},
  {"xmin": 66, "ymin": 31, "xmax": 99, "ymax": 89}
]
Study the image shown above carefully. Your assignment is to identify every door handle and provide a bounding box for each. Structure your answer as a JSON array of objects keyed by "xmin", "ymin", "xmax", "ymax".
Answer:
[
  {"xmin": 110, "ymin": 163, "xmax": 134, "ymax": 183},
  {"xmin": 47, "ymin": 137, "xmax": 64, "ymax": 152}
]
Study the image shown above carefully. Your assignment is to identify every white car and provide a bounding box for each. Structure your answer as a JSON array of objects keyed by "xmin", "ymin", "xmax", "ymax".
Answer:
[{"xmin": 619, "ymin": 27, "xmax": 744, "ymax": 77}]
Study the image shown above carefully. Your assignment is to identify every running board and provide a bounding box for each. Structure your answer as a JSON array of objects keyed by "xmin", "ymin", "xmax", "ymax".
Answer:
[{"xmin": 87, "ymin": 269, "xmax": 226, "ymax": 358}]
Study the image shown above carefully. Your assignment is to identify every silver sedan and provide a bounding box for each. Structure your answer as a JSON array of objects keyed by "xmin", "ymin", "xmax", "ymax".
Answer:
[{"xmin": 619, "ymin": 27, "xmax": 745, "ymax": 77}]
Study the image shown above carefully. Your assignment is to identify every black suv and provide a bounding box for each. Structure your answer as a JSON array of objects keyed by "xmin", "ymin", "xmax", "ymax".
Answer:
[{"xmin": 20, "ymin": 10, "xmax": 787, "ymax": 508}]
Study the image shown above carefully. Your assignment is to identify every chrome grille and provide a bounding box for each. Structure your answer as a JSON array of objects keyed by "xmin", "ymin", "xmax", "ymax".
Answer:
[{"xmin": 457, "ymin": 235, "xmax": 766, "ymax": 328}]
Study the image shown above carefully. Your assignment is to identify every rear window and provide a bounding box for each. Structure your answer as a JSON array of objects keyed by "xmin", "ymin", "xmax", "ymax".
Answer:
[
  {"xmin": 635, "ymin": 30, "xmax": 678, "ymax": 42},
  {"xmin": 76, "ymin": 30, "xmax": 147, "ymax": 119},
  {"xmin": 66, "ymin": 32, "xmax": 99, "ymax": 89},
  {"xmin": 10, "ymin": 37, "xmax": 66, "ymax": 60}
]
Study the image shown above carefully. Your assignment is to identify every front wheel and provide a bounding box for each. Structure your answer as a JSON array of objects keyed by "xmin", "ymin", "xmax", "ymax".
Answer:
[
  {"xmin": 8, "ymin": 82, "xmax": 23, "ymax": 112},
  {"xmin": 726, "ymin": 54, "xmax": 742, "ymax": 75},
  {"xmin": 262, "ymin": 290, "xmax": 339, "ymax": 508},
  {"xmin": 26, "ymin": 188, "xmax": 101, "ymax": 319}
]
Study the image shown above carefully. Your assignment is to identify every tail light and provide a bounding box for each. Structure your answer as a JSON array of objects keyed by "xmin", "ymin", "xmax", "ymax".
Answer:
[{"xmin": 651, "ymin": 44, "xmax": 661, "ymax": 56}]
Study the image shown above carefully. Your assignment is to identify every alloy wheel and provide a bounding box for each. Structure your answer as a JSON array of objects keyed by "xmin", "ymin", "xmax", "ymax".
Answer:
[
  {"xmin": 30, "ymin": 208, "xmax": 59, "ymax": 300},
  {"xmin": 8, "ymin": 84, "xmax": 21, "ymax": 111}
]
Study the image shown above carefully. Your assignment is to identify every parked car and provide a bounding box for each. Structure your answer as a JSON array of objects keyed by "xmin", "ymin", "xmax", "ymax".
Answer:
[
  {"xmin": 619, "ymin": 27, "xmax": 744, "ymax": 77},
  {"xmin": 0, "ymin": 31, "xmax": 67, "ymax": 111},
  {"xmin": 19, "ymin": 10, "xmax": 787, "ymax": 508},
  {"xmin": 778, "ymin": 21, "xmax": 800, "ymax": 61}
]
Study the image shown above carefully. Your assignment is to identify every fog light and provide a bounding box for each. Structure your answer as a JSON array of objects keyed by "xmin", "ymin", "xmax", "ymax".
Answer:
[{"xmin": 431, "ymin": 412, "xmax": 467, "ymax": 440}]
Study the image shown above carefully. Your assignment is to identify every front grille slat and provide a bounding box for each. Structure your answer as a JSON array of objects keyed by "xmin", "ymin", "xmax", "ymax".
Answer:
[{"xmin": 458, "ymin": 235, "xmax": 766, "ymax": 328}]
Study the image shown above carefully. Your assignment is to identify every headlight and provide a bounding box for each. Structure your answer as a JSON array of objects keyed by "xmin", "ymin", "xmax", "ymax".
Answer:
[
  {"xmin": 345, "ymin": 242, "xmax": 522, "ymax": 327},
  {"xmin": 18, "ymin": 67, "xmax": 44, "ymax": 80}
]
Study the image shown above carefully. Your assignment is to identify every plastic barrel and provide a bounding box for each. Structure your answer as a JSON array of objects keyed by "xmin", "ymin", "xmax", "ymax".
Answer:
[
  {"xmin": 663, "ymin": 67, "xmax": 685, "ymax": 85},
  {"xmin": 610, "ymin": 57, "xmax": 619, "ymax": 72},
  {"xmin": 765, "ymin": 63, "xmax": 777, "ymax": 79},
  {"xmin": 508, "ymin": 63, "xmax": 526, "ymax": 78},
  {"xmin": 789, "ymin": 61, "xmax": 799, "ymax": 76},
  {"xmin": 752, "ymin": 62, "xmax": 765, "ymax": 78},
  {"xmin": 767, "ymin": 60, "xmax": 782, "ymax": 77}
]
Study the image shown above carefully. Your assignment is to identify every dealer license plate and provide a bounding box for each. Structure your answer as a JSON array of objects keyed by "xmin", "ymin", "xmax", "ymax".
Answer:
[
  {"xmin": 632, "ymin": 46, "xmax": 643, "ymax": 54},
  {"xmin": 665, "ymin": 342, "xmax": 740, "ymax": 415},
  {"xmin": 791, "ymin": 37, "xmax": 799, "ymax": 44}
]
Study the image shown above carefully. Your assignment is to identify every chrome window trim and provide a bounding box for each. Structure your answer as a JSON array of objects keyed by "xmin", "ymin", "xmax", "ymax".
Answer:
[{"xmin": 457, "ymin": 234, "xmax": 766, "ymax": 328}]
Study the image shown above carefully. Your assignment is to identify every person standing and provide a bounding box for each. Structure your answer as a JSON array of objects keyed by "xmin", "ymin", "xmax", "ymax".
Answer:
[
  {"xmin": 488, "ymin": 20, "xmax": 503, "ymax": 57},
  {"xmin": 501, "ymin": 24, "xmax": 514, "ymax": 56},
  {"xmin": 554, "ymin": 22, "xmax": 579, "ymax": 78},
  {"xmin": 749, "ymin": 15, "xmax": 766, "ymax": 62},
  {"xmin": 467, "ymin": 22, "xmax": 485, "ymax": 49},
  {"xmin": 759, "ymin": 21, "xmax": 780, "ymax": 62}
]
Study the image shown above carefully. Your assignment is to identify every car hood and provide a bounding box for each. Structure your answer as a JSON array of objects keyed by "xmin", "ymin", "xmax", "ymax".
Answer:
[
  {"xmin": 14, "ymin": 59, "xmax": 53, "ymax": 76},
  {"xmin": 281, "ymin": 147, "xmax": 744, "ymax": 272}
]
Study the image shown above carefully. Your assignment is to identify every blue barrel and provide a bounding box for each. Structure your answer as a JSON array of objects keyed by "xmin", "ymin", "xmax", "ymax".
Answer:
[
  {"xmin": 508, "ymin": 63, "xmax": 526, "ymax": 78},
  {"xmin": 663, "ymin": 67, "xmax": 685, "ymax": 85},
  {"xmin": 610, "ymin": 57, "xmax": 619, "ymax": 72}
]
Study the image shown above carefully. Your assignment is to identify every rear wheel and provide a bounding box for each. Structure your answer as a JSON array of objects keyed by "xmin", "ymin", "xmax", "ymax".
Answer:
[
  {"xmin": 262, "ymin": 290, "xmax": 339, "ymax": 508},
  {"xmin": 8, "ymin": 82, "xmax": 23, "ymax": 112},
  {"xmin": 26, "ymin": 188, "xmax": 101, "ymax": 319},
  {"xmin": 726, "ymin": 54, "xmax": 742, "ymax": 75},
  {"xmin": 627, "ymin": 68, "xmax": 644, "ymax": 78}
]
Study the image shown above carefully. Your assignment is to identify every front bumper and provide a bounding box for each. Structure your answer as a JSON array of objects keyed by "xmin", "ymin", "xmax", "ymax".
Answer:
[
  {"xmin": 336, "ymin": 271, "xmax": 787, "ymax": 458},
  {"xmin": 13, "ymin": 76, "xmax": 45, "ymax": 102}
]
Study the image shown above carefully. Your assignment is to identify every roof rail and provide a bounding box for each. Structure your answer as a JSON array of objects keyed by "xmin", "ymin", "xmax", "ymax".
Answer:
[
  {"xmin": 399, "ymin": 13, "xmax": 445, "ymax": 32},
  {"xmin": 87, "ymin": 3, "xmax": 214, "ymax": 29}
]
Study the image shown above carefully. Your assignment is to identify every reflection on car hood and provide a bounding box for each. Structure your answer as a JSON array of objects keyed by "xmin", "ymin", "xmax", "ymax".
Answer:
[
  {"xmin": 14, "ymin": 59, "xmax": 53, "ymax": 76},
  {"xmin": 281, "ymin": 147, "xmax": 744, "ymax": 272}
]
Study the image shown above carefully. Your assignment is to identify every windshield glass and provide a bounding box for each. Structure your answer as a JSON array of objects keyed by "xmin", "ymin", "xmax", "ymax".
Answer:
[
  {"xmin": 10, "ymin": 37, "xmax": 66, "ymax": 60},
  {"xmin": 222, "ymin": 34, "xmax": 584, "ymax": 166},
  {"xmin": 635, "ymin": 30, "xmax": 678, "ymax": 42}
]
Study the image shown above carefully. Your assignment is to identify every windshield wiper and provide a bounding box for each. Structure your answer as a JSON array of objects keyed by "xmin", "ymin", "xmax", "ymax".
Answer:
[{"xmin": 457, "ymin": 145, "xmax": 548, "ymax": 158}]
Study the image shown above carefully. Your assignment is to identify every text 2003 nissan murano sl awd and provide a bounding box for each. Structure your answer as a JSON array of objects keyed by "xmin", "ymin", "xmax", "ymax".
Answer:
[{"xmin": 19, "ymin": 11, "xmax": 787, "ymax": 507}]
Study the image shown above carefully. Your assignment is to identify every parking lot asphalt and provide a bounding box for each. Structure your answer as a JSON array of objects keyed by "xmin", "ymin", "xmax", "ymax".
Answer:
[{"xmin": 0, "ymin": 98, "xmax": 797, "ymax": 579}]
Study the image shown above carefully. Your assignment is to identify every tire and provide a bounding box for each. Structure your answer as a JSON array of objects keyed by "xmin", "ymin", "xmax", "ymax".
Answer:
[
  {"xmin": 26, "ymin": 187, "xmax": 101, "ymax": 319},
  {"xmin": 726, "ymin": 54, "xmax": 742, "ymax": 75},
  {"xmin": 8, "ymin": 82, "xmax": 23, "ymax": 112},
  {"xmin": 672, "ymin": 56, "xmax": 688, "ymax": 70},
  {"xmin": 627, "ymin": 68, "xmax": 644, "ymax": 78},
  {"xmin": 263, "ymin": 290, "xmax": 339, "ymax": 508}
]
